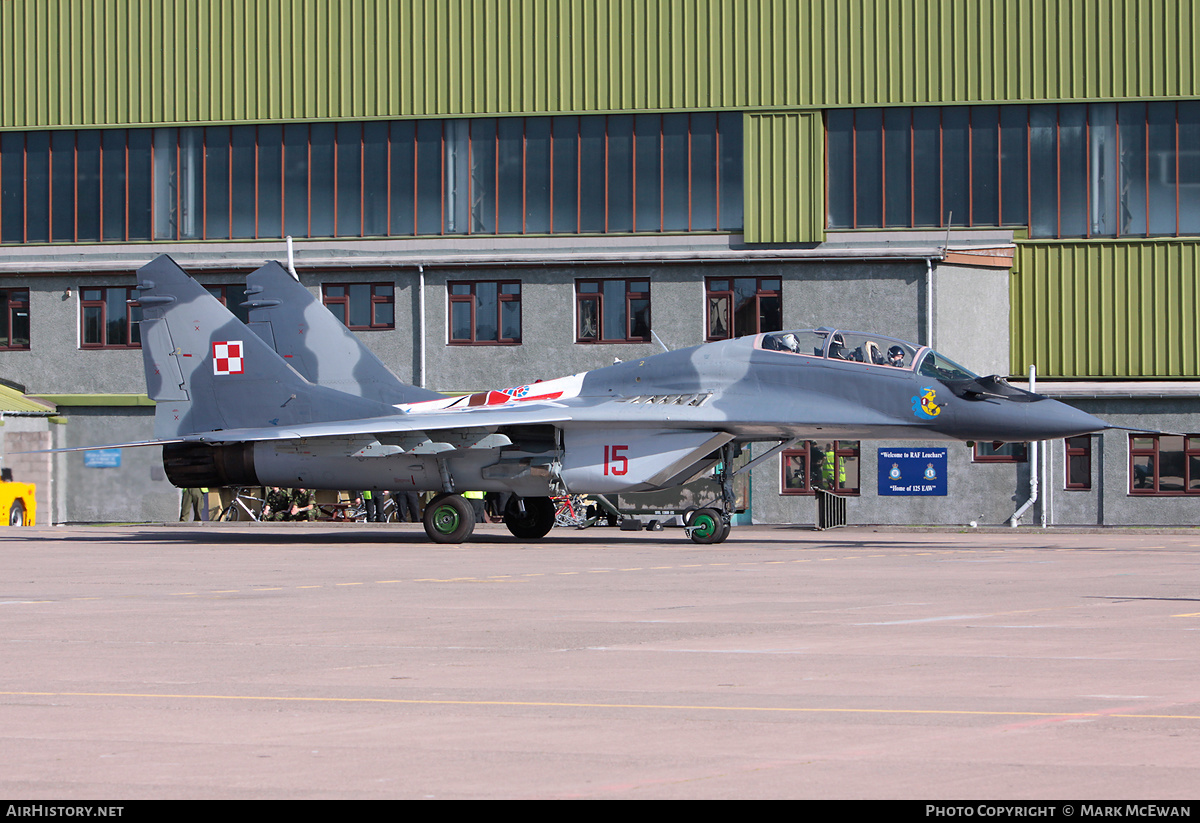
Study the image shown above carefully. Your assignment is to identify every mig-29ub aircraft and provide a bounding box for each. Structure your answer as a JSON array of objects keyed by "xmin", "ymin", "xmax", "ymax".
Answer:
[{"xmin": 138, "ymin": 254, "xmax": 1107, "ymax": 545}]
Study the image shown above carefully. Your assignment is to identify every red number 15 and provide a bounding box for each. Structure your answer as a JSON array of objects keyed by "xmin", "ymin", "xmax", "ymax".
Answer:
[{"xmin": 603, "ymin": 444, "xmax": 628, "ymax": 475}]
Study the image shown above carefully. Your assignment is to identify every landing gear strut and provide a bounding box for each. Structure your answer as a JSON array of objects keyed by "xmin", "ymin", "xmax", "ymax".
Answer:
[
  {"xmin": 502, "ymin": 496, "xmax": 555, "ymax": 540},
  {"xmin": 423, "ymin": 492, "xmax": 476, "ymax": 543},
  {"xmin": 686, "ymin": 443, "xmax": 737, "ymax": 544}
]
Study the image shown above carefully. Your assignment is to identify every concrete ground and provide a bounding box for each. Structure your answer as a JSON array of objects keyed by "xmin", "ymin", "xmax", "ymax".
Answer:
[{"xmin": 1, "ymin": 522, "xmax": 1198, "ymax": 799}]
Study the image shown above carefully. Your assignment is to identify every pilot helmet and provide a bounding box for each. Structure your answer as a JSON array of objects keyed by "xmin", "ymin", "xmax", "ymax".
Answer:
[
  {"xmin": 779, "ymin": 332, "xmax": 799, "ymax": 351},
  {"xmin": 887, "ymin": 345, "xmax": 905, "ymax": 365}
]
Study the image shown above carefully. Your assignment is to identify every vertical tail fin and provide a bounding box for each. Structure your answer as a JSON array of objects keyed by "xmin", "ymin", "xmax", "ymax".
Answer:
[
  {"xmin": 137, "ymin": 255, "xmax": 395, "ymax": 439},
  {"xmin": 243, "ymin": 261, "xmax": 444, "ymax": 404}
]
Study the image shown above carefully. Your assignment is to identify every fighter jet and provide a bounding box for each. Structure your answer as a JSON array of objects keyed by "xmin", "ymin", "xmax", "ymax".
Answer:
[{"xmin": 136, "ymin": 254, "xmax": 1107, "ymax": 544}]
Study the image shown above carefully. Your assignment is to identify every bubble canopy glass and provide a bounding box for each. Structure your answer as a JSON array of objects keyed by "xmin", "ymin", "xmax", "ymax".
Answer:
[{"xmin": 759, "ymin": 329, "xmax": 980, "ymax": 380}]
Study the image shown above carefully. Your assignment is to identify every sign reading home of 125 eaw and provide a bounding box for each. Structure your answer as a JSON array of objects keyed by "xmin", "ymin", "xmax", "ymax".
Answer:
[{"xmin": 877, "ymin": 448, "xmax": 947, "ymax": 496}]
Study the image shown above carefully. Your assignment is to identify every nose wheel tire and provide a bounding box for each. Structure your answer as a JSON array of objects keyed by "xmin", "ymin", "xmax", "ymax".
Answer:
[
  {"xmin": 686, "ymin": 508, "xmax": 729, "ymax": 544},
  {"xmin": 423, "ymin": 493, "xmax": 476, "ymax": 544}
]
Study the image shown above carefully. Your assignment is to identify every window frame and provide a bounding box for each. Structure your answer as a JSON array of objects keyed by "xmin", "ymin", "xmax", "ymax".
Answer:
[
  {"xmin": 705, "ymin": 276, "xmax": 782, "ymax": 341},
  {"xmin": 781, "ymin": 441, "xmax": 861, "ymax": 496},
  {"xmin": 80, "ymin": 286, "xmax": 141, "ymax": 349},
  {"xmin": 1129, "ymin": 434, "xmax": 1200, "ymax": 496},
  {"xmin": 1, "ymin": 114, "xmax": 744, "ymax": 246},
  {"xmin": 321, "ymin": 282, "xmax": 395, "ymax": 331},
  {"xmin": 1064, "ymin": 435, "xmax": 1092, "ymax": 490},
  {"xmin": 0, "ymin": 288, "xmax": 30, "ymax": 350},
  {"xmin": 973, "ymin": 441, "xmax": 1029, "ymax": 463},
  {"xmin": 825, "ymin": 100, "xmax": 1200, "ymax": 240},
  {"xmin": 447, "ymin": 279, "xmax": 521, "ymax": 346},
  {"xmin": 574, "ymin": 278, "xmax": 651, "ymax": 344}
]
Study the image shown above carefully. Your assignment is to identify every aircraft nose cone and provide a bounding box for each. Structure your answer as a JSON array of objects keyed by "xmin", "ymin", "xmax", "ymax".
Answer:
[
  {"xmin": 952, "ymin": 396, "xmax": 1108, "ymax": 442},
  {"xmin": 1034, "ymin": 399, "xmax": 1108, "ymax": 440}
]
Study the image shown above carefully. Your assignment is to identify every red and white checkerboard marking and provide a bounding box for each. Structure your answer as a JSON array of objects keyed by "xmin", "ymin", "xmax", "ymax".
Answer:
[{"xmin": 212, "ymin": 340, "xmax": 244, "ymax": 375}]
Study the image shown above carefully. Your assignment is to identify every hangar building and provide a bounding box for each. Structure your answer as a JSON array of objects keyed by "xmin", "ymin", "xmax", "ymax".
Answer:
[{"xmin": 0, "ymin": 0, "xmax": 1197, "ymax": 526}]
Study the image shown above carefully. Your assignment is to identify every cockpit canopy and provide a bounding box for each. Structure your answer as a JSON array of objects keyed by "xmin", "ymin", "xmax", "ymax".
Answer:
[{"xmin": 759, "ymin": 328, "xmax": 979, "ymax": 381}]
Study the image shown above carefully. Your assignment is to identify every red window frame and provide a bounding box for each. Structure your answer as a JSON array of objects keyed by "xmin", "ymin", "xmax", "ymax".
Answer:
[
  {"xmin": 447, "ymin": 280, "xmax": 521, "ymax": 345},
  {"xmin": 705, "ymin": 277, "xmax": 782, "ymax": 341},
  {"xmin": 1064, "ymin": 435, "xmax": 1092, "ymax": 490},
  {"xmin": 781, "ymin": 441, "xmax": 860, "ymax": 496},
  {"xmin": 973, "ymin": 442, "xmax": 1028, "ymax": 463},
  {"xmin": 0, "ymin": 288, "xmax": 30, "ymax": 350},
  {"xmin": 321, "ymin": 283, "xmax": 395, "ymax": 330},
  {"xmin": 1129, "ymin": 434, "xmax": 1200, "ymax": 496},
  {"xmin": 575, "ymin": 279, "xmax": 651, "ymax": 343},
  {"xmin": 80, "ymin": 286, "xmax": 141, "ymax": 349}
]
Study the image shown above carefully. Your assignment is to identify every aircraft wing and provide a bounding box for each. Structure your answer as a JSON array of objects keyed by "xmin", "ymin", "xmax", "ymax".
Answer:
[{"xmin": 177, "ymin": 396, "xmax": 604, "ymax": 444}]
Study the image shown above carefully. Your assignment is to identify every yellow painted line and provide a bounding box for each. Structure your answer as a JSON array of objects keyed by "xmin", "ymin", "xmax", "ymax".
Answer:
[
  {"xmin": 1, "ymin": 691, "xmax": 1197, "ymax": 721},
  {"xmin": 211, "ymin": 590, "xmax": 239, "ymax": 594},
  {"xmin": 335, "ymin": 582, "xmax": 364, "ymax": 587},
  {"xmin": 252, "ymin": 588, "xmax": 284, "ymax": 591},
  {"xmin": 375, "ymin": 580, "xmax": 404, "ymax": 584},
  {"xmin": 297, "ymin": 585, "xmax": 322, "ymax": 589},
  {"xmin": 1173, "ymin": 612, "xmax": 1200, "ymax": 618}
]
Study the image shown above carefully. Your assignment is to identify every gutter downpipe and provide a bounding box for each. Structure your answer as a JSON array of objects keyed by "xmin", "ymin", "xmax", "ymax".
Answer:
[
  {"xmin": 285, "ymin": 236, "xmax": 299, "ymax": 281},
  {"xmin": 418, "ymin": 264, "xmax": 426, "ymax": 390},
  {"xmin": 925, "ymin": 258, "xmax": 935, "ymax": 349},
  {"xmin": 1009, "ymin": 364, "xmax": 1039, "ymax": 527}
]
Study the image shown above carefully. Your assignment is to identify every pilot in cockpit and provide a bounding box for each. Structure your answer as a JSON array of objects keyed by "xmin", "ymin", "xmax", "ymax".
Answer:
[{"xmin": 887, "ymin": 345, "xmax": 906, "ymax": 368}]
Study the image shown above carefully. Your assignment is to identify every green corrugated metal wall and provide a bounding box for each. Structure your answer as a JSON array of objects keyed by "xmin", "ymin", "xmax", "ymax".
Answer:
[
  {"xmin": 1012, "ymin": 242, "xmax": 1200, "ymax": 378},
  {"xmin": 1, "ymin": 0, "xmax": 1196, "ymax": 129},
  {"xmin": 744, "ymin": 112, "xmax": 824, "ymax": 243},
  {"xmin": 4, "ymin": 0, "xmax": 1199, "ymax": 379}
]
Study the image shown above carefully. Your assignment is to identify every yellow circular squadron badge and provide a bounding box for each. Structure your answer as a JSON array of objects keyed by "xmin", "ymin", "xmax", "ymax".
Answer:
[{"xmin": 912, "ymin": 386, "xmax": 942, "ymax": 420}]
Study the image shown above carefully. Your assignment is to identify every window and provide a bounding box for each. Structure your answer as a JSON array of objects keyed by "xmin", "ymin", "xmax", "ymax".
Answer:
[
  {"xmin": 827, "ymin": 101, "xmax": 1200, "ymax": 239},
  {"xmin": 81, "ymin": 287, "xmax": 141, "ymax": 348},
  {"xmin": 322, "ymin": 283, "xmax": 394, "ymax": 330},
  {"xmin": 0, "ymin": 289, "xmax": 29, "ymax": 349},
  {"xmin": 781, "ymin": 441, "xmax": 861, "ymax": 495},
  {"xmin": 0, "ymin": 114, "xmax": 743, "ymax": 245},
  {"xmin": 576, "ymin": 279, "xmax": 650, "ymax": 343},
  {"xmin": 1065, "ymin": 435, "xmax": 1092, "ymax": 490},
  {"xmin": 973, "ymin": 442, "xmax": 1028, "ymax": 463},
  {"xmin": 1129, "ymin": 434, "xmax": 1200, "ymax": 495},
  {"xmin": 706, "ymin": 277, "xmax": 782, "ymax": 341},
  {"xmin": 448, "ymin": 280, "xmax": 520, "ymax": 345},
  {"xmin": 204, "ymin": 284, "xmax": 250, "ymax": 325}
]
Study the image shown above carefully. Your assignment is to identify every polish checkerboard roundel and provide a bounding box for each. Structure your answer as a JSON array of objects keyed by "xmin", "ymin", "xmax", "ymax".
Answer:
[{"xmin": 212, "ymin": 340, "xmax": 244, "ymax": 375}]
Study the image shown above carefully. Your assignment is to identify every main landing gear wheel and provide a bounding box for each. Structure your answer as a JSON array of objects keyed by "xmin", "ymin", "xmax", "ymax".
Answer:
[
  {"xmin": 423, "ymin": 493, "xmax": 476, "ymax": 544},
  {"xmin": 503, "ymin": 496, "xmax": 555, "ymax": 540},
  {"xmin": 687, "ymin": 507, "xmax": 729, "ymax": 545}
]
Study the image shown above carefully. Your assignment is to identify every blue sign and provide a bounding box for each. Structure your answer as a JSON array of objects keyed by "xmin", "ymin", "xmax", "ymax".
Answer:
[
  {"xmin": 84, "ymin": 448, "xmax": 122, "ymax": 468},
  {"xmin": 878, "ymin": 448, "xmax": 947, "ymax": 496}
]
